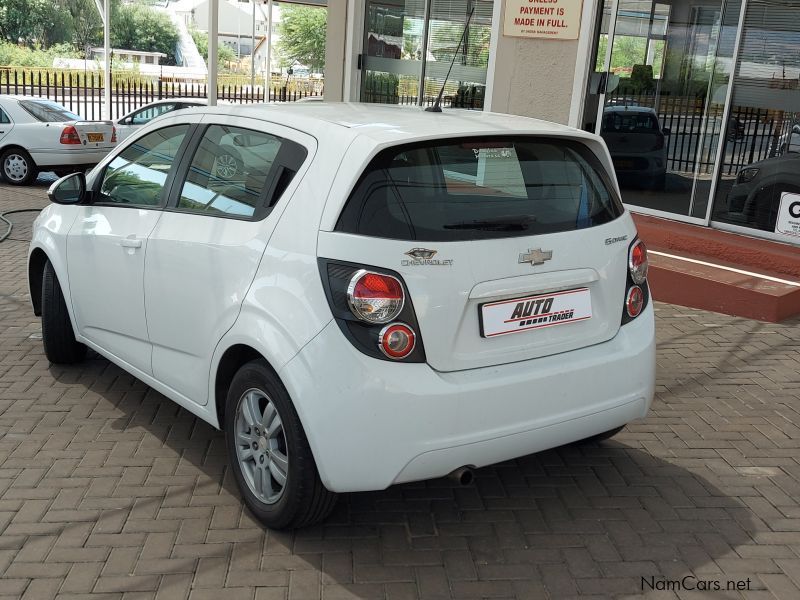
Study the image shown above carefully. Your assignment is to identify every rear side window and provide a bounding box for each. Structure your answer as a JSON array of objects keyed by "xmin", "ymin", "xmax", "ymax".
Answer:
[
  {"xmin": 177, "ymin": 125, "xmax": 307, "ymax": 219},
  {"xmin": 336, "ymin": 137, "xmax": 623, "ymax": 241},
  {"xmin": 18, "ymin": 100, "xmax": 81, "ymax": 122}
]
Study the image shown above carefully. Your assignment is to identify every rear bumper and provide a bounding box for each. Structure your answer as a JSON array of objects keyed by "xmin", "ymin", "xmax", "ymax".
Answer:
[{"xmin": 280, "ymin": 303, "xmax": 656, "ymax": 493}]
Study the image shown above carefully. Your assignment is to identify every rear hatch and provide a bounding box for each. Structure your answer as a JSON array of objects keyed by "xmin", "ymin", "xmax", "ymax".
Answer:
[{"xmin": 319, "ymin": 135, "xmax": 635, "ymax": 373}]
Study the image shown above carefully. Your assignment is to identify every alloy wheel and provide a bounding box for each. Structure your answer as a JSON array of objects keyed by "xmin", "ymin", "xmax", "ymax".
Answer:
[
  {"xmin": 3, "ymin": 154, "xmax": 28, "ymax": 182},
  {"xmin": 234, "ymin": 388, "xmax": 289, "ymax": 504}
]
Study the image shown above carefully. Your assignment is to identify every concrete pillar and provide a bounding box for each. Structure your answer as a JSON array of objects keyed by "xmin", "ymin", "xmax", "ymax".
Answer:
[
  {"xmin": 324, "ymin": 0, "xmax": 348, "ymax": 101},
  {"xmin": 485, "ymin": 0, "xmax": 597, "ymax": 127}
]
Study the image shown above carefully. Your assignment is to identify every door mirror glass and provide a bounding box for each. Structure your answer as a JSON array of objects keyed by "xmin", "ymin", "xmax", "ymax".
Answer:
[{"xmin": 48, "ymin": 172, "xmax": 86, "ymax": 204}]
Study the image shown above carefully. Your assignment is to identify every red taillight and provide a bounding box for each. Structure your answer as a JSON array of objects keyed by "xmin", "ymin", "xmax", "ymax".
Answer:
[
  {"xmin": 59, "ymin": 125, "xmax": 81, "ymax": 145},
  {"xmin": 378, "ymin": 323, "xmax": 416, "ymax": 359},
  {"xmin": 626, "ymin": 286, "xmax": 644, "ymax": 317},
  {"xmin": 111, "ymin": 126, "xmax": 117, "ymax": 143},
  {"xmin": 629, "ymin": 239, "xmax": 648, "ymax": 284},
  {"xmin": 347, "ymin": 270, "xmax": 404, "ymax": 324}
]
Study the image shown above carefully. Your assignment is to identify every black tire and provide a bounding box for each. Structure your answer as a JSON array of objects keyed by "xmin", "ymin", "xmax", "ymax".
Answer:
[
  {"xmin": 224, "ymin": 360, "xmax": 337, "ymax": 529},
  {"xmin": 41, "ymin": 260, "xmax": 87, "ymax": 364},
  {"xmin": 1, "ymin": 148, "xmax": 37, "ymax": 186}
]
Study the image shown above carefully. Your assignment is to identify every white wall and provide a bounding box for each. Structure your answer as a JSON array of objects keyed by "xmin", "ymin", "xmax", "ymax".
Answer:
[{"xmin": 485, "ymin": 0, "xmax": 597, "ymax": 126}]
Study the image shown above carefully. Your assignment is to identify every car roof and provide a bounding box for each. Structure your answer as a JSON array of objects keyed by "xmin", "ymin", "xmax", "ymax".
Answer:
[{"xmin": 180, "ymin": 102, "xmax": 593, "ymax": 146}]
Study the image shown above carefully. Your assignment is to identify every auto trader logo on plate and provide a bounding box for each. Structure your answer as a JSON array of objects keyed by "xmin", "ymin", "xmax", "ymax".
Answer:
[{"xmin": 402, "ymin": 248, "xmax": 453, "ymax": 266}]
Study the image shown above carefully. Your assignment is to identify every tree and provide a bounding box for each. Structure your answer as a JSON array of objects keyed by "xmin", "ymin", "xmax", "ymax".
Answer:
[
  {"xmin": 0, "ymin": 0, "xmax": 73, "ymax": 47},
  {"xmin": 60, "ymin": 0, "xmax": 106, "ymax": 53},
  {"xmin": 189, "ymin": 28, "xmax": 236, "ymax": 70},
  {"xmin": 111, "ymin": 4, "xmax": 179, "ymax": 65},
  {"xmin": 277, "ymin": 5, "xmax": 326, "ymax": 73}
]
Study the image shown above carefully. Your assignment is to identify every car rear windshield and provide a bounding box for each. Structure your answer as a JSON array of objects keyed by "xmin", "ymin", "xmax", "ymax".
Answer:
[
  {"xmin": 18, "ymin": 100, "xmax": 81, "ymax": 123},
  {"xmin": 602, "ymin": 112, "xmax": 660, "ymax": 133},
  {"xmin": 335, "ymin": 137, "xmax": 623, "ymax": 241}
]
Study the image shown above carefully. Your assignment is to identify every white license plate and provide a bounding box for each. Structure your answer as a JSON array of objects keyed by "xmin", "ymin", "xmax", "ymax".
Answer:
[{"xmin": 480, "ymin": 288, "xmax": 592, "ymax": 338}]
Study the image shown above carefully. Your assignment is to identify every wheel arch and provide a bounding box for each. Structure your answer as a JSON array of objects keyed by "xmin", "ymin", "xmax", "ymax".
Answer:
[
  {"xmin": 0, "ymin": 144, "xmax": 36, "ymax": 163},
  {"xmin": 213, "ymin": 343, "xmax": 270, "ymax": 428},
  {"xmin": 28, "ymin": 247, "xmax": 49, "ymax": 316}
]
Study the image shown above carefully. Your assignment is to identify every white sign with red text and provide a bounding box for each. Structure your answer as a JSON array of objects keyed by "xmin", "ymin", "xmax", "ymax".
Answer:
[{"xmin": 503, "ymin": 0, "xmax": 583, "ymax": 40}]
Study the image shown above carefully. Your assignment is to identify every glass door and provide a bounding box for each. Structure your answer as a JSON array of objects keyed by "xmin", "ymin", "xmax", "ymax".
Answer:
[
  {"xmin": 709, "ymin": 0, "xmax": 800, "ymax": 241},
  {"xmin": 361, "ymin": 0, "xmax": 493, "ymax": 108},
  {"xmin": 361, "ymin": 0, "xmax": 428, "ymax": 105},
  {"xmin": 591, "ymin": 0, "xmax": 728, "ymax": 223}
]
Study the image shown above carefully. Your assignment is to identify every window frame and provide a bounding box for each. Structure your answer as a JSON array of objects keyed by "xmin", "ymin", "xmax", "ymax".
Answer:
[
  {"xmin": 163, "ymin": 120, "xmax": 312, "ymax": 222},
  {"xmin": 91, "ymin": 122, "xmax": 199, "ymax": 210}
]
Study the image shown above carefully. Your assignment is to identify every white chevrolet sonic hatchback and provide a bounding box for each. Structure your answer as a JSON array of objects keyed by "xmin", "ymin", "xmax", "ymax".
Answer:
[{"xmin": 28, "ymin": 103, "xmax": 655, "ymax": 528}]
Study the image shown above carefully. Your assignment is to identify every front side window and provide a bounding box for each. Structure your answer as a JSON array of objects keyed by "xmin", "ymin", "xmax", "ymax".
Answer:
[
  {"xmin": 18, "ymin": 100, "xmax": 81, "ymax": 123},
  {"xmin": 98, "ymin": 125, "xmax": 189, "ymax": 207},
  {"xmin": 130, "ymin": 103, "xmax": 177, "ymax": 125},
  {"xmin": 177, "ymin": 125, "xmax": 306, "ymax": 218},
  {"xmin": 336, "ymin": 137, "xmax": 623, "ymax": 241}
]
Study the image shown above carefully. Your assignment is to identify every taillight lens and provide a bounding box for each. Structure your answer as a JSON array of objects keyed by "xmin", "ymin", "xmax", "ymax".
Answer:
[
  {"xmin": 320, "ymin": 259, "xmax": 425, "ymax": 363},
  {"xmin": 629, "ymin": 239, "xmax": 648, "ymax": 284},
  {"xmin": 59, "ymin": 126, "xmax": 81, "ymax": 145},
  {"xmin": 378, "ymin": 323, "xmax": 416, "ymax": 359},
  {"xmin": 626, "ymin": 286, "xmax": 644, "ymax": 318},
  {"xmin": 347, "ymin": 270, "xmax": 404, "ymax": 324},
  {"xmin": 111, "ymin": 126, "xmax": 117, "ymax": 143},
  {"xmin": 621, "ymin": 237, "xmax": 650, "ymax": 325}
]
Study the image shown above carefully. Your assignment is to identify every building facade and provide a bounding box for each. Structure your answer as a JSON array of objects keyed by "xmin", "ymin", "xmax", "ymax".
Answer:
[{"xmin": 324, "ymin": 0, "xmax": 800, "ymax": 246}]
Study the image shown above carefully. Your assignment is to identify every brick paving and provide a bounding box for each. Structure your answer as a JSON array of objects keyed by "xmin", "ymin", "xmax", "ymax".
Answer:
[{"xmin": 2, "ymin": 178, "xmax": 800, "ymax": 599}]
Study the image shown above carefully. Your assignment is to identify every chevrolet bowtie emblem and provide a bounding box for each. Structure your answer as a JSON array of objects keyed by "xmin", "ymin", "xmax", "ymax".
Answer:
[
  {"xmin": 519, "ymin": 248, "xmax": 553, "ymax": 266},
  {"xmin": 405, "ymin": 248, "xmax": 437, "ymax": 260}
]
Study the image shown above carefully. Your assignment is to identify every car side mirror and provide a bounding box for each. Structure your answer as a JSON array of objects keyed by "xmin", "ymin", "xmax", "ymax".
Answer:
[
  {"xmin": 662, "ymin": 127, "xmax": 671, "ymax": 135},
  {"xmin": 48, "ymin": 172, "xmax": 86, "ymax": 205}
]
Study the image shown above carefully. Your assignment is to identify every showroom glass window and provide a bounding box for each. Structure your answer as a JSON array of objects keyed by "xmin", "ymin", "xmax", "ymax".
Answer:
[
  {"xmin": 361, "ymin": 0, "xmax": 493, "ymax": 109},
  {"xmin": 710, "ymin": 0, "xmax": 800, "ymax": 238}
]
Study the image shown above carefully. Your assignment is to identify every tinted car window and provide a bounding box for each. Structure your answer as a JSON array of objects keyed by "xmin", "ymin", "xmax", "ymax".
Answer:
[
  {"xmin": 131, "ymin": 103, "xmax": 177, "ymax": 125},
  {"xmin": 177, "ymin": 125, "xmax": 306, "ymax": 218},
  {"xmin": 99, "ymin": 125, "xmax": 189, "ymax": 207},
  {"xmin": 602, "ymin": 112, "xmax": 660, "ymax": 133},
  {"xmin": 0, "ymin": 108, "xmax": 9, "ymax": 124},
  {"xmin": 336, "ymin": 137, "xmax": 623, "ymax": 241},
  {"xmin": 18, "ymin": 100, "xmax": 81, "ymax": 122}
]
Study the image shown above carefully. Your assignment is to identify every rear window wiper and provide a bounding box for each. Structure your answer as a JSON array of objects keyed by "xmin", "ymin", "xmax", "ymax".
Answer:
[{"xmin": 443, "ymin": 216, "xmax": 536, "ymax": 232}]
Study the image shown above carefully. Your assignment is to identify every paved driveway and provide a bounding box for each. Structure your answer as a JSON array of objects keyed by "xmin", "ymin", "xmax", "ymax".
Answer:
[{"xmin": 1, "ymin": 179, "xmax": 800, "ymax": 599}]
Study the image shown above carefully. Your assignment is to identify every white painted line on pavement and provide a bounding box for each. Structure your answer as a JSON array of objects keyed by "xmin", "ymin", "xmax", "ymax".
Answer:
[{"xmin": 649, "ymin": 250, "xmax": 800, "ymax": 288}]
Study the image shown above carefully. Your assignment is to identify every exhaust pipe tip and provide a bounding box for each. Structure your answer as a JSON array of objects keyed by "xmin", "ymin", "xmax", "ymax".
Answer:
[{"xmin": 448, "ymin": 466, "xmax": 474, "ymax": 486}]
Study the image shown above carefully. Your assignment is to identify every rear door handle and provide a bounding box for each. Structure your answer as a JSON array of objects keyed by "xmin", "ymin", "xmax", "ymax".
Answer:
[{"xmin": 119, "ymin": 238, "xmax": 142, "ymax": 249}]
